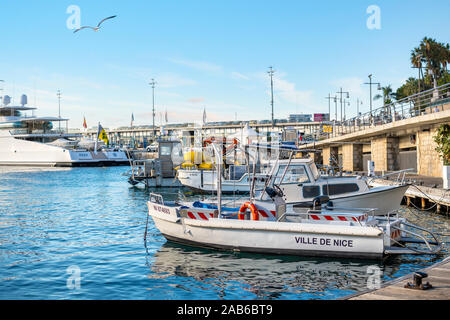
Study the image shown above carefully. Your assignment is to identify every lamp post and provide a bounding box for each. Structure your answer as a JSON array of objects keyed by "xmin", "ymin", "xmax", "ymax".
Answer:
[
  {"xmin": 333, "ymin": 96, "xmax": 338, "ymax": 122},
  {"xmin": 356, "ymin": 98, "xmax": 363, "ymax": 117},
  {"xmin": 343, "ymin": 99, "xmax": 350, "ymax": 121},
  {"xmin": 0, "ymin": 80, "xmax": 4, "ymax": 106},
  {"xmin": 268, "ymin": 66, "xmax": 275, "ymax": 128},
  {"xmin": 364, "ymin": 74, "xmax": 381, "ymax": 116},
  {"xmin": 149, "ymin": 79, "xmax": 157, "ymax": 137},
  {"xmin": 57, "ymin": 90, "xmax": 61, "ymax": 132},
  {"xmin": 336, "ymin": 87, "xmax": 350, "ymax": 123},
  {"xmin": 325, "ymin": 94, "xmax": 333, "ymax": 121}
]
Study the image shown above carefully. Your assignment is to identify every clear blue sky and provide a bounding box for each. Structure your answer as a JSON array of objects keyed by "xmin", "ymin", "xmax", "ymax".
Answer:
[{"xmin": 0, "ymin": 0, "xmax": 449, "ymax": 128}]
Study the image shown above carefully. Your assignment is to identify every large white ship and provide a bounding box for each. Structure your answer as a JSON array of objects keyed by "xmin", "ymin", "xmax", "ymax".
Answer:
[{"xmin": 0, "ymin": 95, "xmax": 128, "ymax": 167}]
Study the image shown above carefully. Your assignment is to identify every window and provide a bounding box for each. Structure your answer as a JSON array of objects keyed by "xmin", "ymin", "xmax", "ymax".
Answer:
[
  {"xmin": 303, "ymin": 185, "xmax": 320, "ymax": 198},
  {"xmin": 159, "ymin": 145, "xmax": 172, "ymax": 156},
  {"xmin": 274, "ymin": 164, "xmax": 310, "ymax": 184},
  {"xmin": 309, "ymin": 163, "xmax": 320, "ymax": 180},
  {"xmin": 322, "ymin": 183, "xmax": 359, "ymax": 196}
]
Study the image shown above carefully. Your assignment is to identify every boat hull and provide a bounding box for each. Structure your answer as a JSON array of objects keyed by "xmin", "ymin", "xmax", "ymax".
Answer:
[
  {"xmin": 128, "ymin": 177, "xmax": 183, "ymax": 188},
  {"xmin": 288, "ymin": 184, "xmax": 409, "ymax": 216},
  {"xmin": 148, "ymin": 202, "xmax": 385, "ymax": 260},
  {"xmin": 0, "ymin": 136, "xmax": 129, "ymax": 167}
]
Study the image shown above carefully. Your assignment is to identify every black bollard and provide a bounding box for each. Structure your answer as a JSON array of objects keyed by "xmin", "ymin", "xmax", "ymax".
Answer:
[{"xmin": 404, "ymin": 271, "xmax": 433, "ymax": 290}]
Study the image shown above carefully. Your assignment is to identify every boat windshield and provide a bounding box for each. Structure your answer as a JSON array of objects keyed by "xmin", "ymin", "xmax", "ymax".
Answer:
[
  {"xmin": 309, "ymin": 162, "xmax": 320, "ymax": 180},
  {"xmin": 274, "ymin": 164, "xmax": 310, "ymax": 184}
]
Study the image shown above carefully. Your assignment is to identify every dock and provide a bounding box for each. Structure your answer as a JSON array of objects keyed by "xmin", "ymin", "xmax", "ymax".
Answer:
[
  {"xmin": 370, "ymin": 177, "xmax": 450, "ymax": 214},
  {"xmin": 344, "ymin": 257, "xmax": 450, "ymax": 300}
]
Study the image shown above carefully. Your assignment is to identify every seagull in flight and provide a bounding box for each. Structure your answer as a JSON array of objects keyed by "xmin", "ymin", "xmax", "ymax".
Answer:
[{"xmin": 73, "ymin": 15, "xmax": 117, "ymax": 33}]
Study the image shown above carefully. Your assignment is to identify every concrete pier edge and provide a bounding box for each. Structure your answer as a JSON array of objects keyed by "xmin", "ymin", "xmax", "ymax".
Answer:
[{"xmin": 340, "ymin": 255, "xmax": 450, "ymax": 300}]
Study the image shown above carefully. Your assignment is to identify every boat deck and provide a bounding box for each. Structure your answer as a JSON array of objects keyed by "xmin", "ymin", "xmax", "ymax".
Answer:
[{"xmin": 343, "ymin": 256, "xmax": 450, "ymax": 300}]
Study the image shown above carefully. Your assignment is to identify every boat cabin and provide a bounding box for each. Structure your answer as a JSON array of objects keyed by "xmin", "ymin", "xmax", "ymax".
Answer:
[
  {"xmin": 0, "ymin": 106, "xmax": 78, "ymax": 143},
  {"xmin": 269, "ymin": 158, "xmax": 370, "ymax": 203}
]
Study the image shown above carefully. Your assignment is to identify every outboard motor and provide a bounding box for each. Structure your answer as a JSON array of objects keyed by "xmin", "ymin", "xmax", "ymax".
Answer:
[
  {"xmin": 293, "ymin": 195, "xmax": 330, "ymax": 210},
  {"xmin": 261, "ymin": 186, "xmax": 286, "ymax": 220},
  {"xmin": 264, "ymin": 187, "xmax": 281, "ymax": 199},
  {"xmin": 312, "ymin": 195, "xmax": 330, "ymax": 210}
]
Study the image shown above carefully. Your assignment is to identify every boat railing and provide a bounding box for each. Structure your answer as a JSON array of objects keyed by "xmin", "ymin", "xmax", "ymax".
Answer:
[
  {"xmin": 366, "ymin": 168, "xmax": 414, "ymax": 184},
  {"xmin": 277, "ymin": 208, "xmax": 372, "ymax": 226},
  {"xmin": 390, "ymin": 221, "xmax": 442, "ymax": 254},
  {"xmin": 10, "ymin": 128, "xmax": 69, "ymax": 135},
  {"xmin": 149, "ymin": 193, "xmax": 164, "ymax": 205}
]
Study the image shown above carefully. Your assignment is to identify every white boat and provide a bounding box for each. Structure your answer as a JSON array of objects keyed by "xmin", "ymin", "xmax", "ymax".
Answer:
[
  {"xmin": 177, "ymin": 164, "xmax": 270, "ymax": 193},
  {"xmin": 146, "ymin": 192, "xmax": 441, "ymax": 260},
  {"xmin": 126, "ymin": 139, "xmax": 184, "ymax": 188},
  {"xmin": 146, "ymin": 143, "xmax": 441, "ymax": 260},
  {"xmin": 261, "ymin": 158, "xmax": 410, "ymax": 216},
  {"xmin": 0, "ymin": 98, "xmax": 128, "ymax": 166},
  {"xmin": 179, "ymin": 154, "xmax": 408, "ymax": 215}
]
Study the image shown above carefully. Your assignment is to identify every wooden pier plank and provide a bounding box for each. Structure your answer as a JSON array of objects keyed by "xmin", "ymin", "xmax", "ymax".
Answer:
[{"xmin": 370, "ymin": 178, "xmax": 450, "ymax": 209}]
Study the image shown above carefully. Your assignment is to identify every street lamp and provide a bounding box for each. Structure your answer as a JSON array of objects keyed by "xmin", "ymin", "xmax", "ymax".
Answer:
[
  {"xmin": 333, "ymin": 96, "xmax": 338, "ymax": 122},
  {"xmin": 149, "ymin": 79, "xmax": 157, "ymax": 137},
  {"xmin": 356, "ymin": 99, "xmax": 363, "ymax": 116},
  {"xmin": 57, "ymin": 90, "xmax": 61, "ymax": 132},
  {"xmin": 0, "ymin": 80, "xmax": 4, "ymax": 106},
  {"xmin": 343, "ymin": 99, "xmax": 350, "ymax": 121},
  {"xmin": 364, "ymin": 74, "xmax": 381, "ymax": 116},
  {"xmin": 325, "ymin": 94, "xmax": 333, "ymax": 121},
  {"xmin": 336, "ymin": 87, "xmax": 350, "ymax": 123},
  {"xmin": 268, "ymin": 66, "xmax": 275, "ymax": 128}
]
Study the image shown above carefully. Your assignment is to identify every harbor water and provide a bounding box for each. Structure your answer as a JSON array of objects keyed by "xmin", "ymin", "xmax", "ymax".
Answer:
[{"xmin": 0, "ymin": 166, "xmax": 448, "ymax": 300}]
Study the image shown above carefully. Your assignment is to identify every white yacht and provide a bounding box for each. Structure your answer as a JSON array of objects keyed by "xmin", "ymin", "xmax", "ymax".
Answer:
[
  {"xmin": 0, "ymin": 96, "xmax": 128, "ymax": 166},
  {"xmin": 178, "ymin": 157, "xmax": 409, "ymax": 215},
  {"xmin": 259, "ymin": 158, "xmax": 409, "ymax": 215}
]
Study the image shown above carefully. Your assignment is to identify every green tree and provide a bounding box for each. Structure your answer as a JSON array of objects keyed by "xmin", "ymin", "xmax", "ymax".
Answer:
[
  {"xmin": 396, "ymin": 78, "xmax": 420, "ymax": 100},
  {"xmin": 413, "ymin": 37, "xmax": 450, "ymax": 90},
  {"xmin": 374, "ymin": 85, "xmax": 396, "ymax": 107},
  {"xmin": 434, "ymin": 124, "xmax": 450, "ymax": 166},
  {"xmin": 410, "ymin": 48, "xmax": 424, "ymax": 93}
]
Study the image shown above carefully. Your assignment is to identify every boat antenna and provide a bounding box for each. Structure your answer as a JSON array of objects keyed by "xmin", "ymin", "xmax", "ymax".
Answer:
[
  {"xmin": 211, "ymin": 143, "xmax": 222, "ymax": 217},
  {"xmin": 278, "ymin": 150, "xmax": 294, "ymax": 185},
  {"xmin": 250, "ymin": 147, "xmax": 259, "ymax": 200}
]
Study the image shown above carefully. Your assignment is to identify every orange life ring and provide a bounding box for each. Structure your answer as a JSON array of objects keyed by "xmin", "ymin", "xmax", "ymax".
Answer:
[{"xmin": 238, "ymin": 202, "xmax": 259, "ymax": 221}]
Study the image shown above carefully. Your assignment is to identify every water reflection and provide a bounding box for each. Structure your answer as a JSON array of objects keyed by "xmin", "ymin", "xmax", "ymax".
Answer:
[
  {"xmin": 0, "ymin": 166, "xmax": 72, "ymax": 174},
  {"xmin": 147, "ymin": 242, "xmax": 388, "ymax": 300}
]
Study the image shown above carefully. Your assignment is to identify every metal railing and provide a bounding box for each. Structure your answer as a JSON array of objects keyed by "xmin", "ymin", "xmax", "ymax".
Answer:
[
  {"xmin": 316, "ymin": 83, "xmax": 450, "ymax": 141},
  {"xmin": 10, "ymin": 128, "xmax": 69, "ymax": 135}
]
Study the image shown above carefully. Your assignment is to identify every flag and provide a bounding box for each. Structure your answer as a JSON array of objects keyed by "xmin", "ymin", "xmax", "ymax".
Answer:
[
  {"xmin": 202, "ymin": 108, "xmax": 207, "ymax": 125},
  {"xmin": 82, "ymin": 117, "xmax": 87, "ymax": 129},
  {"xmin": 97, "ymin": 123, "xmax": 109, "ymax": 146},
  {"xmin": 322, "ymin": 125, "xmax": 332, "ymax": 133},
  {"xmin": 131, "ymin": 113, "xmax": 134, "ymax": 127}
]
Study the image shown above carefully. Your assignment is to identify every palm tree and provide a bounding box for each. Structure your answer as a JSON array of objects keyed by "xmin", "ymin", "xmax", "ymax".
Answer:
[
  {"xmin": 411, "ymin": 48, "xmax": 424, "ymax": 93},
  {"xmin": 414, "ymin": 37, "xmax": 450, "ymax": 90},
  {"xmin": 374, "ymin": 85, "xmax": 396, "ymax": 120},
  {"xmin": 396, "ymin": 78, "xmax": 419, "ymax": 100},
  {"xmin": 374, "ymin": 85, "xmax": 396, "ymax": 105}
]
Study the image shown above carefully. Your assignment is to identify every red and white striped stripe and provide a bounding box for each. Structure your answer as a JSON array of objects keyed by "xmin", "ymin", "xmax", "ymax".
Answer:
[
  {"xmin": 308, "ymin": 213, "xmax": 368, "ymax": 222},
  {"xmin": 186, "ymin": 210, "xmax": 216, "ymax": 220},
  {"xmin": 390, "ymin": 229, "xmax": 402, "ymax": 240},
  {"xmin": 186, "ymin": 207, "xmax": 276, "ymax": 221},
  {"xmin": 256, "ymin": 209, "xmax": 276, "ymax": 219}
]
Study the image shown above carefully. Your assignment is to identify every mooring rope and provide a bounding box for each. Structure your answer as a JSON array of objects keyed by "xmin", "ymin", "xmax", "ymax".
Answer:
[{"xmin": 406, "ymin": 184, "xmax": 450, "ymax": 212}]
